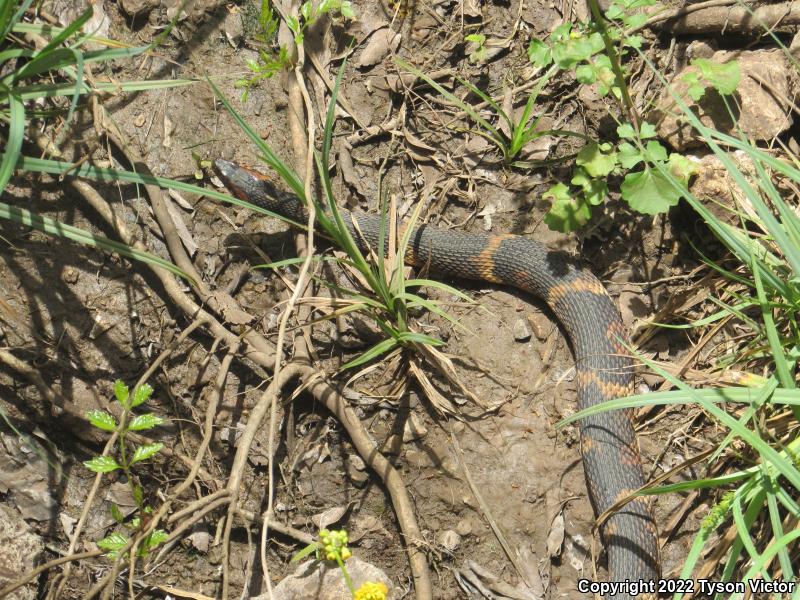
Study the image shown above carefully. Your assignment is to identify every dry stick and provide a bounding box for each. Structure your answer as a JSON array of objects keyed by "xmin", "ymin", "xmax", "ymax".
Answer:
[
  {"xmin": 235, "ymin": 509, "xmax": 314, "ymax": 546},
  {"xmin": 652, "ymin": 0, "xmax": 800, "ymax": 34},
  {"xmin": 88, "ymin": 149, "xmax": 431, "ymax": 598},
  {"xmin": 220, "ymin": 363, "xmax": 304, "ymax": 599},
  {"xmin": 167, "ymin": 489, "xmax": 230, "ymax": 525},
  {"xmin": 160, "ymin": 495, "xmax": 232, "ymax": 553},
  {"xmin": 634, "ymin": 0, "xmax": 742, "ymax": 32},
  {"xmin": 0, "ymin": 550, "xmax": 103, "ymax": 598}
]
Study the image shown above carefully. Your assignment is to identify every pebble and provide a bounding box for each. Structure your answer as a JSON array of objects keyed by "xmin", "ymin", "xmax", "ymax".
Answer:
[
  {"xmin": 513, "ymin": 318, "xmax": 532, "ymax": 342},
  {"xmin": 437, "ymin": 529, "xmax": 462, "ymax": 552},
  {"xmin": 455, "ymin": 518, "xmax": 472, "ymax": 536},
  {"xmin": 402, "ymin": 413, "xmax": 428, "ymax": 442}
]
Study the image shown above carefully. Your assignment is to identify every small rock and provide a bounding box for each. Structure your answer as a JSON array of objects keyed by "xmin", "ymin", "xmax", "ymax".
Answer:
[
  {"xmin": 513, "ymin": 318, "xmax": 532, "ymax": 342},
  {"xmin": 188, "ymin": 527, "xmax": 211, "ymax": 553},
  {"xmin": 402, "ymin": 413, "xmax": 428, "ymax": 442},
  {"xmin": 455, "ymin": 518, "xmax": 472, "ymax": 536},
  {"xmin": 61, "ymin": 266, "xmax": 79, "ymax": 284},
  {"xmin": 437, "ymin": 529, "xmax": 461, "ymax": 552},
  {"xmin": 120, "ymin": 0, "xmax": 159, "ymax": 17},
  {"xmin": 223, "ymin": 9, "xmax": 244, "ymax": 47},
  {"xmin": 348, "ymin": 455, "xmax": 367, "ymax": 471}
]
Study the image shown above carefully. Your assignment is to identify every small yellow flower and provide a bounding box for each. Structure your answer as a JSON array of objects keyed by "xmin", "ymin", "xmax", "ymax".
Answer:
[{"xmin": 354, "ymin": 581, "xmax": 388, "ymax": 600}]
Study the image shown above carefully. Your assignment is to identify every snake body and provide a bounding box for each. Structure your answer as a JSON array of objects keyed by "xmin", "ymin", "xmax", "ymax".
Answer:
[{"xmin": 214, "ymin": 158, "xmax": 660, "ymax": 596}]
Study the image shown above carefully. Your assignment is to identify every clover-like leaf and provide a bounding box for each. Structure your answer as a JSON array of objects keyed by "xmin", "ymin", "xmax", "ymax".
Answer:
[
  {"xmin": 543, "ymin": 183, "xmax": 592, "ymax": 232},
  {"xmin": 86, "ymin": 409, "xmax": 117, "ymax": 432},
  {"xmin": 84, "ymin": 456, "xmax": 121, "ymax": 473},
  {"xmin": 621, "ymin": 168, "xmax": 683, "ymax": 215},
  {"xmin": 571, "ymin": 168, "xmax": 608, "ymax": 206},
  {"xmin": 575, "ymin": 63, "xmax": 597, "ymax": 85},
  {"xmin": 527, "ymin": 39, "xmax": 552, "ymax": 67},
  {"xmin": 641, "ymin": 140, "xmax": 667, "ymax": 164},
  {"xmin": 639, "ymin": 122, "xmax": 657, "ymax": 139},
  {"xmin": 605, "ymin": 3, "xmax": 624, "ymax": 19},
  {"xmin": 678, "ymin": 70, "xmax": 707, "ymax": 101},
  {"xmin": 127, "ymin": 413, "xmax": 164, "ymax": 431},
  {"xmin": 576, "ymin": 142, "xmax": 618, "ymax": 177},
  {"xmin": 130, "ymin": 442, "xmax": 164, "ymax": 466},
  {"xmin": 617, "ymin": 141, "xmax": 644, "ymax": 169},
  {"xmin": 552, "ymin": 31, "xmax": 604, "ymax": 69},
  {"xmin": 550, "ymin": 23, "xmax": 572, "ymax": 43},
  {"xmin": 617, "ymin": 122, "xmax": 636, "ymax": 139},
  {"xmin": 668, "ymin": 153, "xmax": 699, "ymax": 183},
  {"xmin": 693, "ymin": 58, "xmax": 740, "ymax": 95}
]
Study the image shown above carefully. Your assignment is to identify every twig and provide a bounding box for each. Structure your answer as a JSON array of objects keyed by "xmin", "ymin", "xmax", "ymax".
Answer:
[{"xmin": 0, "ymin": 550, "xmax": 103, "ymax": 598}]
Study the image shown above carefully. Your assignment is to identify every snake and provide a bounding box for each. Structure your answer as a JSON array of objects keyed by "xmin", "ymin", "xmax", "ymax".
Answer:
[{"xmin": 213, "ymin": 158, "xmax": 660, "ymax": 597}]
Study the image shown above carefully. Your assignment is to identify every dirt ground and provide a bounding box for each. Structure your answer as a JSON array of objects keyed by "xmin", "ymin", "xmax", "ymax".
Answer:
[{"xmin": 0, "ymin": 0, "xmax": 769, "ymax": 598}]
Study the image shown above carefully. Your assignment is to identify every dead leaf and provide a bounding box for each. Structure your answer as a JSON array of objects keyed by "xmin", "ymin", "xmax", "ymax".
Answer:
[
  {"xmin": 402, "ymin": 126, "xmax": 438, "ymax": 163},
  {"xmin": 165, "ymin": 198, "xmax": 198, "ymax": 257},
  {"xmin": 357, "ymin": 28, "xmax": 401, "ymax": 69},
  {"xmin": 546, "ymin": 512, "xmax": 565, "ymax": 558},
  {"xmin": 168, "ymin": 189, "xmax": 194, "ymax": 211},
  {"xmin": 312, "ymin": 504, "xmax": 351, "ymax": 530},
  {"xmin": 157, "ymin": 585, "xmax": 215, "ymax": 600}
]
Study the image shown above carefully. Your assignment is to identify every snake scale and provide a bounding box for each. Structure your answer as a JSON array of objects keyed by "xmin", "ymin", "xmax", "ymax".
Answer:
[{"xmin": 214, "ymin": 158, "xmax": 660, "ymax": 597}]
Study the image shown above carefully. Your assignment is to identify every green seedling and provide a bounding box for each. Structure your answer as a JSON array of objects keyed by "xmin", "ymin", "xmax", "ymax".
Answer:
[
  {"xmin": 237, "ymin": 0, "xmax": 354, "ymax": 101},
  {"xmin": 84, "ymin": 380, "xmax": 168, "ymax": 559}
]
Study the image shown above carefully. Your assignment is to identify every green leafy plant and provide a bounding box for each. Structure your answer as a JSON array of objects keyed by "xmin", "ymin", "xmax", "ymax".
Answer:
[
  {"xmin": 679, "ymin": 58, "xmax": 740, "ymax": 101},
  {"xmin": 236, "ymin": 0, "xmax": 291, "ymax": 102},
  {"xmin": 543, "ymin": 122, "xmax": 698, "ymax": 231},
  {"xmin": 398, "ymin": 58, "xmax": 580, "ymax": 167},
  {"xmin": 237, "ymin": 0, "xmax": 354, "ymax": 101},
  {"xmin": 464, "ymin": 33, "xmax": 487, "ymax": 64},
  {"xmin": 292, "ymin": 529, "xmax": 388, "ymax": 599},
  {"xmin": 528, "ymin": 0, "xmax": 740, "ymax": 230},
  {"xmin": 286, "ymin": 0, "xmax": 354, "ymax": 45},
  {"xmin": 84, "ymin": 380, "xmax": 168, "ymax": 559}
]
